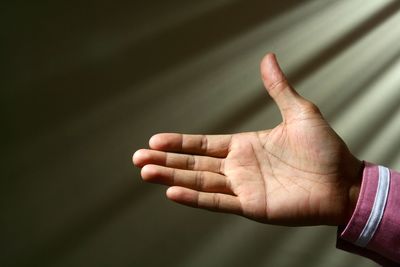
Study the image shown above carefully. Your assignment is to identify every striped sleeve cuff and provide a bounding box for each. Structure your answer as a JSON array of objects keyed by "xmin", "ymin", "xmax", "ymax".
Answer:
[{"xmin": 337, "ymin": 162, "xmax": 400, "ymax": 266}]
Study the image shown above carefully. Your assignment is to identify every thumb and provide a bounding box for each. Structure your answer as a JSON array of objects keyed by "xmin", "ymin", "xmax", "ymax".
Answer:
[{"xmin": 260, "ymin": 53, "xmax": 306, "ymax": 121}]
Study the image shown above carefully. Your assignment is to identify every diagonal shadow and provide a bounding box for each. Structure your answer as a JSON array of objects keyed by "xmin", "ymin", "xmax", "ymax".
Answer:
[
  {"xmin": 17, "ymin": 175, "xmax": 152, "ymax": 267},
  {"xmin": 325, "ymin": 48, "xmax": 400, "ymax": 122},
  {"xmin": 209, "ymin": 0, "xmax": 400, "ymax": 133},
  {"xmin": 288, "ymin": 0, "xmax": 400, "ymax": 84},
  {"xmin": 350, "ymin": 92, "xmax": 400, "ymax": 156},
  {"xmin": 377, "ymin": 107, "xmax": 400, "ymax": 166},
  {"xmin": 16, "ymin": 1, "xmax": 400, "ymax": 266},
  {"xmin": 12, "ymin": 0, "xmax": 307, "ymax": 145}
]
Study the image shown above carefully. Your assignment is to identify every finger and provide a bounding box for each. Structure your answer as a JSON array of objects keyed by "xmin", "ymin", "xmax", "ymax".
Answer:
[
  {"xmin": 166, "ymin": 186, "xmax": 242, "ymax": 215},
  {"xmin": 133, "ymin": 149, "xmax": 224, "ymax": 174},
  {"xmin": 149, "ymin": 133, "xmax": 232, "ymax": 158},
  {"xmin": 141, "ymin": 165, "xmax": 233, "ymax": 194},
  {"xmin": 260, "ymin": 53, "xmax": 304, "ymax": 121}
]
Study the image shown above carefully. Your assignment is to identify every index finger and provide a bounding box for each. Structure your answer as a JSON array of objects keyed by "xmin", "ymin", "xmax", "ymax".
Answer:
[{"xmin": 149, "ymin": 133, "xmax": 232, "ymax": 158}]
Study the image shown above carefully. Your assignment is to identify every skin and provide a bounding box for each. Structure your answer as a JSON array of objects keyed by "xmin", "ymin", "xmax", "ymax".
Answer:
[{"xmin": 133, "ymin": 53, "xmax": 363, "ymax": 226}]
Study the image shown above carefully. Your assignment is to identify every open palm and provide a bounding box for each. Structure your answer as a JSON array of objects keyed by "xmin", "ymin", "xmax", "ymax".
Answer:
[{"xmin": 133, "ymin": 54, "xmax": 362, "ymax": 226}]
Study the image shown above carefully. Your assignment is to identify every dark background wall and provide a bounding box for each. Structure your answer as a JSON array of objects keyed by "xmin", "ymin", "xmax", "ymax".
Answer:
[{"xmin": 3, "ymin": 0, "xmax": 400, "ymax": 266}]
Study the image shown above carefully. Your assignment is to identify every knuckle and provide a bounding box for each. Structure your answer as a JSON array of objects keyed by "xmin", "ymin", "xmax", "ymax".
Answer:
[
  {"xmin": 170, "ymin": 168, "xmax": 176, "ymax": 185},
  {"xmin": 195, "ymin": 171, "xmax": 205, "ymax": 190},
  {"xmin": 186, "ymin": 155, "xmax": 196, "ymax": 170},
  {"xmin": 268, "ymin": 79, "xmax": 289, "ymax": 97},
  {"xmin": 200, "ymin": 135, "xmax": 208, "ymax": 153},
  {"xmin": 300, "ymin": 101, "xmax": 320, "ymax": 114},
  {"xmin": 212, "ymin": 194, "xmax": 221, "ymax": 210},
  {"xmin": 268, "ymin": 79, "xmax": 287, "ymax": 91}
]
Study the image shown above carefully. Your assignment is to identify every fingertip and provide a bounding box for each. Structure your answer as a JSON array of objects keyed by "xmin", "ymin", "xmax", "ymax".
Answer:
[
  {"xmin": 260, "ymin": 52, "xmax": 276, "ymax": 71},
  {"xmin": 149, "ymin": 134, "xmax": 158, "ymax": 148},
  {"xmin": 260, "ymin": 52, "xmax": 276, "ymax": 65},
  {"xmin": 132, "ymin": 150, "xmax": 142, "ymax": 167},
  {"xmin": 132, "ymin": 149, "xmax": 148, "ymax": 168},
  {"xmin": 166, "ymin": 186, "xmax": 180, "ymax": 200},
  {"xmin": 141, "ymin": 164, "xmax": 157, "ymax": 181},
  {"xmin": 260, "ymin": 52, "xmax": 283, "ymax": 84},
  {"xmin": 166, "ymin": 187, "xmax": 195, "ymax": 204},
  {"xmin": 149, "ymin": 133, "xmax": 164, "ymax": 149}
]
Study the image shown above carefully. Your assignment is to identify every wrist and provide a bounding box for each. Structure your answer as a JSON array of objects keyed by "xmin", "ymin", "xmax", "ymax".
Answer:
[{"xmin": 343, "ymin": 158, "xmax": 364, "ymax": 225}]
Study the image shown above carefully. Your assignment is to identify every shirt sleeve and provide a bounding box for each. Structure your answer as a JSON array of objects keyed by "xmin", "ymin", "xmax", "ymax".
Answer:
[{"xmin": 336, "ymin": 162, "xmax": 400, "ymax": 266}]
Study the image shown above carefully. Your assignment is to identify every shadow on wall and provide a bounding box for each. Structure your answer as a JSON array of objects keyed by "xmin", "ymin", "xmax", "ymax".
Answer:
[
  {"xmin": 4, "ymin": 1, "xmax": 308, "ymax": 266},
  {"xmin": 211, "ymin": 0, "xmax": 400, "ymax": 133},
  {"xmin": 3, "ymin": 1, "xmax": 398, "ymax": 266},
  {"xmin": 6, "ymin": 0, "xmax": 307, "ymax": 145}
]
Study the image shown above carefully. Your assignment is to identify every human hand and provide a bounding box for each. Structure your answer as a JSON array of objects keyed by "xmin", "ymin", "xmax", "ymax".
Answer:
[{"xmin": 133, "ymin": 53, "xmax": 362, "ymax": 226}]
